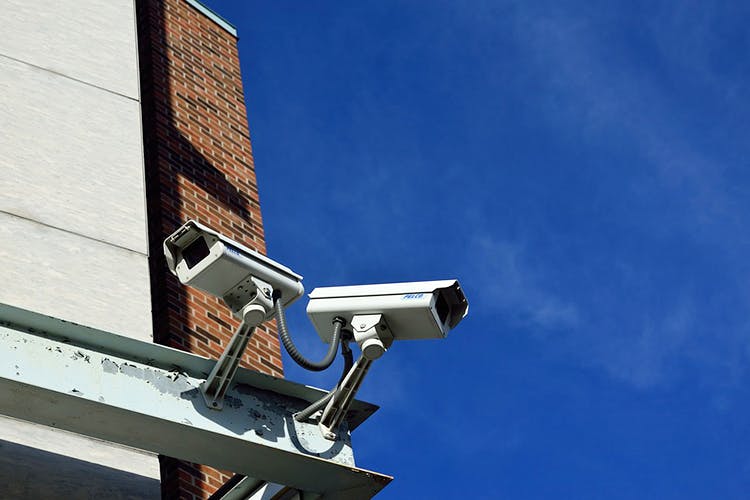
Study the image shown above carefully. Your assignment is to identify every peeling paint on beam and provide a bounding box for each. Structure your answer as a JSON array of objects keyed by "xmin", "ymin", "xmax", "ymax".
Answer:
[
  {"xmin": 0, "ymin": 303, "xmax": 391, "ymax": 497},
  {"xmin": 0, "ymin": 302, "xmax": 377, "ymax": 429}
]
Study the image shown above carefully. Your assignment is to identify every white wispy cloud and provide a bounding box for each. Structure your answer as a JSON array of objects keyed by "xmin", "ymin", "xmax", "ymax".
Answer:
[
  {"xmin": 468, "ymin": 235, "xmax": 580, "ymax": 330},
  {"xmin": 511, "ymin": 3, "xmax": 750, "ymax": 245},
  {"xmin": 588, "ymin": 298, "xmax": 695, "ymax": 389},
  {"xmin": 460, "ymin": 3, "xmax": 750, "ymax": 389}
]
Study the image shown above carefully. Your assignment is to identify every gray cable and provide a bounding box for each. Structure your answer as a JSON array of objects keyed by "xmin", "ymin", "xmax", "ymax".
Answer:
[
  {"xmin": 294, "ymin": 336, "xmax": 354, "ymax": 422},
  {"xmin": 274, "ymin": 295, "xmax": 343, "ymax": 372}
]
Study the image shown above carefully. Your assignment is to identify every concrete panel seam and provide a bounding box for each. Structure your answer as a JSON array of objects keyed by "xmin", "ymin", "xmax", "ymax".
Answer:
[
  {"xmin": 0, "ymin": 209, "xmax": 148, "ymax": 258},
  {"xmin": 0, "ymin": 52, "xmax": 139, "ymax": 103}
]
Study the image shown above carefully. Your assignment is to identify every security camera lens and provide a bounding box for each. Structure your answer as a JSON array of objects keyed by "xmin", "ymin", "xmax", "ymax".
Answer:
[
  {"xmin": 183, "ymin": 237, "xmax": 210, "ymax": 269},
  {"xmin": 435, "ymin": 292, "xmax": 450, "ymax": 325}
]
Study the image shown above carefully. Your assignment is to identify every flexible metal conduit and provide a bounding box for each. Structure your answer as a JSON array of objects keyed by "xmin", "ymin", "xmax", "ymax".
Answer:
[{"xmin": 274, "ymin": 294, "xmax": 343, "ymax": 372}]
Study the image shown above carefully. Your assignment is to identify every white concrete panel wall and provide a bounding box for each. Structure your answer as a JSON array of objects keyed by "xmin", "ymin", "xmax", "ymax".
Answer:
[
  {"xmin": 0, "ymin": 0, "xmax": 150, "ymax": 340},
  {"xmin": 0, "ymin": 417, "xmax": 159, "ymax": 480},
  {"xmin": 0, "ymin": 56, "xmax": 148, "ymax": 254},
  {"xmin": 0, "ymin": 213, "xmax": 152, "ymax": 341},
  {"xmin": 0, "ymin": 0, "xmax": 159, "ymax": 496},
  {"xmin": 0, "ymin": 0, "xmax": 140, "ymax": 99}
]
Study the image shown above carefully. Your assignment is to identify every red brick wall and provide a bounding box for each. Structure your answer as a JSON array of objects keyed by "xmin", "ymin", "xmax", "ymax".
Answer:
[{"xmin": 137, "ymin": 0, "xmax": 283, "ymax": 497}]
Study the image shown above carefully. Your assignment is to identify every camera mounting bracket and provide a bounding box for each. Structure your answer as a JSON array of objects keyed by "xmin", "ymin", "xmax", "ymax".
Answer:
[
  {"xmin": 200, "ymin": 276, "xmax": 273, "ymax": 410},
  {"xmin": 318, "ymin": 314, "xmax": 392, "ymax": 440},
  {"xmin": 351, "ymin": 314, "xmax": 394, "ymax": 360}
]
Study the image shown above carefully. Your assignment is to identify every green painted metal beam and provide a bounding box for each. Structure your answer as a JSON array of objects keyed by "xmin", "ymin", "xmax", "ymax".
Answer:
[{"xmin": 0, "ymin": 303, "xmax": 391, "ymax": 498}]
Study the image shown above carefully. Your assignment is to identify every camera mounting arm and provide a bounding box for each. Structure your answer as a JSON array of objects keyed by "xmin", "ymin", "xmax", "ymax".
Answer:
[
  {"xmin": 200, "ymin": 277, "xmax": 273, "ymax": 410},
  {"xmin": 318, "ymin": 354, "xmax": 373, "ymax": 440},
  {"xmin": 316, "ymin": 314, "xmax": 393, "ymax": 440}
]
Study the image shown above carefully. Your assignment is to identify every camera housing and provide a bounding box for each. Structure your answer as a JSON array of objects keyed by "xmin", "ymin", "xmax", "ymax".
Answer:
[
  {"xmin": 164, "ymin": 220, "xmax": 304, "ymax": 320},
  {"xmin": 307, "ymin": 279, "xmax": 469, "ymax": 439},
  {"xmin": 306, "ymin": 280, "xmax": 468, "ymax": 344}
]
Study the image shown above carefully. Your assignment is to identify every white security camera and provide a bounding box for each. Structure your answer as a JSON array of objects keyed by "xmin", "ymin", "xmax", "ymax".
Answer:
[
  {"xmin": 306, "ymin": 280, "xmax": 468, "ymax": 359},
  {"xmin": 164, "ymin": 220, "xmax": 304, "ymax": 410},
  {"xmin": 301, "ymin": 279, "xmax": 468, "ymax": 440},
  {"xmin": 306, "ymin": 279, "xmax": 468, "ymax": 341},
  {"xmin": 164, "ymin": 220, "xmax": 304, "ymax": 325}
]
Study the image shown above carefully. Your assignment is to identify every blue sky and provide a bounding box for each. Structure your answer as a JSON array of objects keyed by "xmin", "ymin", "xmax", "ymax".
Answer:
[{"xmin": 204, "ymin": 2, "xmax": 750, "ymax": 498}]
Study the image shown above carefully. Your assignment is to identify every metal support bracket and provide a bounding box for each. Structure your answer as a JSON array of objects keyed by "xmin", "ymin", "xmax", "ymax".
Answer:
[
  {"xmin": 350, "ymin": 314, "xmax": 393, "ymax": 360},
  {"xmin": 317, "ymin": 314, "xmax": 392, "ymax": 441},
  {"xmin": 200, "ymin": 321, "xmax": 255, "ymax": 410},
  {"xmin": 0, "ymin": 302, "xmax": 391, "ymax": 498},
  {"xmin": 319, "ymin": 355, "xmax": 374, "ymax": 441},
  {"xmin": 318, "ymin": 314, "xmax": 393, "ymax": 440},
  {"xmin": 209, "ymin": 476, "xmax": 300, "ymax": 500},
  {"xmin": 201, "ymin": 277, "xmax": 273, "ymax": 410}
]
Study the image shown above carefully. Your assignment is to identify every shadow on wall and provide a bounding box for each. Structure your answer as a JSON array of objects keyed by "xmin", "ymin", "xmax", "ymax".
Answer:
[
  {"xmin": 0, "ymin": 438, "xmax": 160, "ymax": 499},
  {"xmin": 136, "ymin": 0, "xmax": 276, "ymax": 497},
  {"xmin": 136, "ymin": 0, "xmax": 269, "ymax": 384}
]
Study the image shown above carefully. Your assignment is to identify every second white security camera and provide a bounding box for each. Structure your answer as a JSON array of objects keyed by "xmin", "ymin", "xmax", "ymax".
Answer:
[
  {"xmin": 306, "ymin": 280, "xmax": 468, "ymax": 344},
  {"xmin": 163, "ymin": 220, "xmax": 304, "ymax": 323},
  {"xmin": 305, "ymin": 280, "xmax": 469, "ymax": 438}
]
